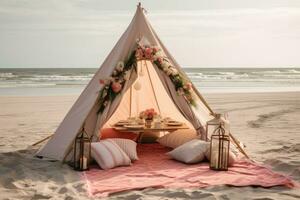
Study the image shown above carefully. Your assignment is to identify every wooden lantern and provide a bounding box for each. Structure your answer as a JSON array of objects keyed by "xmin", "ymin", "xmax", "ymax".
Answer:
[
  {"xmin": 73, "ymin": 127, "xmax": 91, "ymax": 171},
  {"xmin": 209, "ymin": 123, "xmax": 230, "ymax": 171}
]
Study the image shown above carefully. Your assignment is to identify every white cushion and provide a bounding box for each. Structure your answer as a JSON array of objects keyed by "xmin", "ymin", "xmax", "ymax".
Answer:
[
  {"xmin": 107, "ymin": 138, "xmax": 138, "ymax": 161},
  {"xmin": 157, "ymin": 129, "xmax": 198, "ymax": 148},
  {"xmin": 91, "ymin": 140, "xmax": 131, "ymax": 170},
  {"xmin": 167, "ymin": 139, "xmax": 210, "ymax": 164},
  {"xmin": 205, "ymin": 148, "xmax": 237, "ymax": 167}
]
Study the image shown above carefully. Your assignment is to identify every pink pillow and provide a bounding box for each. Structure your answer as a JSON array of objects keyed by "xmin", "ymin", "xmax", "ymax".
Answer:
[{"xmin": 100, "ymin": 128, "xmax": 138, "ymax": 141}]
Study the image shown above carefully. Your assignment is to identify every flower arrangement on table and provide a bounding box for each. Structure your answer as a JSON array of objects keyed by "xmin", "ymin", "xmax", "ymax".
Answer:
[
  {"xmin": 139, "ymin": 108, "xmax": 158, "ymax": 120},
  {"xmin": 97, "ymin": 40, "xmax": 196, "ymax": 113},
  {"xmin": 139, "ymin": 108, "xmax": 158, "ymax": 128}
]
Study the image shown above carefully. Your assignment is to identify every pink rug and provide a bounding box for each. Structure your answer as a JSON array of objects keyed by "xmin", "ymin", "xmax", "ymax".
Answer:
[{"xmin": 83, "ymin": 143, "xmax": 295, "ymax": 197}]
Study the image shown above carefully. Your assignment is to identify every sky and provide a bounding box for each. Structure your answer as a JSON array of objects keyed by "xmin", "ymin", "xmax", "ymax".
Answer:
[{"xmin": 0, "ymin": 0, "xmax": 300, "ymax": 68}]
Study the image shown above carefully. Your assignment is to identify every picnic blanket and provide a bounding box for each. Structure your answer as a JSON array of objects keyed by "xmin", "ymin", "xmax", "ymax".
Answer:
[{"xmin": 83, "ymin": 143, "xmax": 295, "ymax": 197}]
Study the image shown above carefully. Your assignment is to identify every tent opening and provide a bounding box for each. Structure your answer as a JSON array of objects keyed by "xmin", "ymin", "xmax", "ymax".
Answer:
[{"xmin": 103, "ymin": 60, "xmax": 193, "ymax": 130}]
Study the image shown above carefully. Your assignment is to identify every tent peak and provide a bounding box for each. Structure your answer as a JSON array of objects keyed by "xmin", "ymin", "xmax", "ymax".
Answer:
[{"xmin": 137, "ymin": 2, "xmax": 147, "ymax": 14}]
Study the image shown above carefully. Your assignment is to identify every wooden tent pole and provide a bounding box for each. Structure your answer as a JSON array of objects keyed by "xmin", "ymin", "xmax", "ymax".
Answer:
[
  {"xmin": 32, "ymin": 134, "xmax": 53, "ymax": 146},
  {"xmin": 144, "ymin": 60, "xmax": 161, "ymax": 114},
  {"xmin": 129, "ymin": 83, "xmax": 132, "ymax": 117},
  {"xmin": 192, "ymin": 84, "xmax": 214, "ymax": 115},
  {"xmin": 229, "ymin": 132, "xmax": 250, "ymax": 159}
]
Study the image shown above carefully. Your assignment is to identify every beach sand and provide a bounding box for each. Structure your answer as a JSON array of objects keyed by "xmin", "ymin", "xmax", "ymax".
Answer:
[{"xmin": 0, "ymin": 92, "xmax": 299, "ymax": 199}]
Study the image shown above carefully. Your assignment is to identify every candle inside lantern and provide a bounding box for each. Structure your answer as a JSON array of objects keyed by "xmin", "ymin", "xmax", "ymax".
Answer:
[{"xmin": 80, "ymin": 156, "xmax": 88, "ymax": 170}]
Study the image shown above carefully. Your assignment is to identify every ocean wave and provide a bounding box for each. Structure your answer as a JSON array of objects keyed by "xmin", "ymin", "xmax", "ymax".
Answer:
[
  {"xmin": 263, "ymin": 74, "xmax": 300, "ymax": 79},
  {"xmin": 187, "ymin": 73, "xmax": 249, "ymax": 80},
  {"xmin": 287, "ymin": 69, "xmax": 300, "ymax": 73},
  {"xmin": 0, "ymin": 72, "xmax": 17, "ymax": 78},
  {"xmin": 252, "ymin": 69, "xmax": 300, "ymax": 75},
  {"xmin": 252, "ymin": 70, "xmax": 282, "ymax": 74},
  {"xmin": 28, "ymin": 75, "xmax": 93, "ymax": 81},
  {"xmin": 217, "ymin": 72, "xmax": 235, "ymax": 75},
  {"xmin": 186, "ymin": 72, "xmax": 203, "ymax": 76},
  {"xmin": 0, "ymin": 83, "xmax": 57, "ymax": 88},
  {"xmin": 0, "ymin": 68, "xmax": 300, "ymax": 91}
]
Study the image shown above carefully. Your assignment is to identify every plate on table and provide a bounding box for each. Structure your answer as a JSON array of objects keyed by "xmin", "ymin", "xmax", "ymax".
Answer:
[
  {"xmin": 124, "ymin": 124, "xmax": 144, "ymax": 129},
  {"xmin": 115, "ymin": 121, "xmax": 131, "ymax": 126},
  {"xmin": 167, "ymin": 120, "xmax": 178, "ymax": 123},
  {"xmin": 166, "ymin": 121, "xmax": 182, "ymax": 126}
]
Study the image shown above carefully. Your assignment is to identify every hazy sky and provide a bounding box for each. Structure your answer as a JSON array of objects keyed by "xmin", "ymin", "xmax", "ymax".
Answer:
[{"xmin": 0, "ymin": 0, "xmax": 300, "ymax": 68}]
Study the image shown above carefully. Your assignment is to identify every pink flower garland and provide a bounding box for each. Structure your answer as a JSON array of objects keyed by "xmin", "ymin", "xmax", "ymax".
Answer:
[{"xmin": 97, "ymin": 42, "xmax": 196, "ymax": 113}]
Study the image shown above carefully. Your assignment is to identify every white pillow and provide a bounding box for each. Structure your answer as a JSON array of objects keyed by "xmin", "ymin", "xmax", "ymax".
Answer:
[
  {"xmin": 107, "ymin": 138, "xmax": 139, "ymax": 161},
  {"xmin": 157, "ymin": 129, "xmax": 198, "ymax": 148},
  {"xmin": 205, "ymin": 148, "xmax": 237, "ymax": 167},
  {"xmin": 167, "ymin": 139, "xmax": 210, "ymax": 164},
  {"xmin": 91, "ymin": 140, "xmax": 131, "ymax": 170}
]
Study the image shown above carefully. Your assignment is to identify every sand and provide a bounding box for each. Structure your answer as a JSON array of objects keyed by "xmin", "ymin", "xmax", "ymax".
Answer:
[{"xmin": 0, "ymin": 92, "xmax": 299, "ymax": 199}]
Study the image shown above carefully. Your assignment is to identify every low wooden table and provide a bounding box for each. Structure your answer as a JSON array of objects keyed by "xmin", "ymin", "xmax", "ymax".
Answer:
[{"xmin": 113, "ymin": 123, "xmax": 189, "ymax": 143}]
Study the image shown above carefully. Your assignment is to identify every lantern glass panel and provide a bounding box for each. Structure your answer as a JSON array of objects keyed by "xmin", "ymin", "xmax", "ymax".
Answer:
[
  {"xmin": 210, "ymin": 135, "xmax": 220, "ymax": 168},
  {"xmin": 74, "ymin": 138, "xmax": 81, "ymax": 169}
]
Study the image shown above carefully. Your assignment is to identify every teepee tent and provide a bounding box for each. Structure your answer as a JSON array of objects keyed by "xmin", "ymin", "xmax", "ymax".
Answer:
[{"xmin": 36, "ymin": 3, "xmax": 244, "ymax": 162}]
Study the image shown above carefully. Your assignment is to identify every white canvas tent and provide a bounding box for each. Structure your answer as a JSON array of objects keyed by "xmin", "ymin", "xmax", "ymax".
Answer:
[{"xmin": 36, "ymin": 3, "xmax": 240, "ymax": 162}]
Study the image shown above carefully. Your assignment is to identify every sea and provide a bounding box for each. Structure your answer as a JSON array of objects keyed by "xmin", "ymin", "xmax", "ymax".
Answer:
[{"xmin": 0, "ymin": 68, "xmax": 300, "ymax": 96}]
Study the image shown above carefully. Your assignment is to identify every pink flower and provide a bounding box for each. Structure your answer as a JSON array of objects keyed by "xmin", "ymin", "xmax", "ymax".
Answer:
[
  {"xmin": 183, "ymin": 82, "xmax": 192, "ymax": 90},
  {"xmin": 111, "ymin": 81, "xmax": 122, "ymax": 93},
  {"xmin": 139, "ymin": 108, "xmax": 158, "ymax": 120},
  {"xmin": 152, "ymin": 47, "xmax": 159, "ymax": 53},
  {"xmin": 144, "ymin": 47, "xmax": 153, "ymax": 59},
  {"xmin": 156, "ymin": 57, "xmax": 163, "ymax": 64}
]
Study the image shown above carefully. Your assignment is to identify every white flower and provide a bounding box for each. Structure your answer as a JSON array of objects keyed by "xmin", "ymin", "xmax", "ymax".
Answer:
[
  {"xmin": 163, "ymin": 66, "xmax": 169, "ymax": 73},
  {"xmin": 112, "ymin": 70, "xmax": 118, "ymax": 76},
  {"xmin": 161, "ymin": 61, "xmax": 169, "ymax": 70},
  {"xmin": 103, "ymin": 78, "xmax": 112, "ymax": 85},
  {"xmin": 103, "ymin": 101, "xmax": 108, "ymax": 107},
  {"xmin": 171, "ymin": 68, "xmax": 178, "ymax": 76},
  {"xmin": 166, "ymin": 69, "xmax": 173, "ymax": 76},
  {"xmin": 124, "ymin": 71, "xmax": 130, "ymax": 81},
  {"xmin": 102, "ymin": 90, "xmax": 108, "ymax": 97},
  {"xmin": 136, "ymin": 38, "xmax": 141, "ymax": 44},
  {"xmin": 155, "ymin": 50, "xmax": 163, "ymax": 57},
  {"xmin": 116, "ymin": 61, "xmax": 124, "ymax": 72},
  {"xmin": 107, "ymin": 76, "xmax": 114, "ymax": 83}
]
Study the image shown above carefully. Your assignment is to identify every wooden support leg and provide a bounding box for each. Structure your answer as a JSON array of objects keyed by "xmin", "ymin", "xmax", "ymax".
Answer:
[
  {"xmin": 137, "ymin": 132, "xmax": 144, "ymax": 143},
  {"xmin": 229, "ymin": 132, "xmax": 250, "ymax": 159},
  {"xmin": 32, "ymin": 134, "xmax": 53, "ymax": 146}
]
